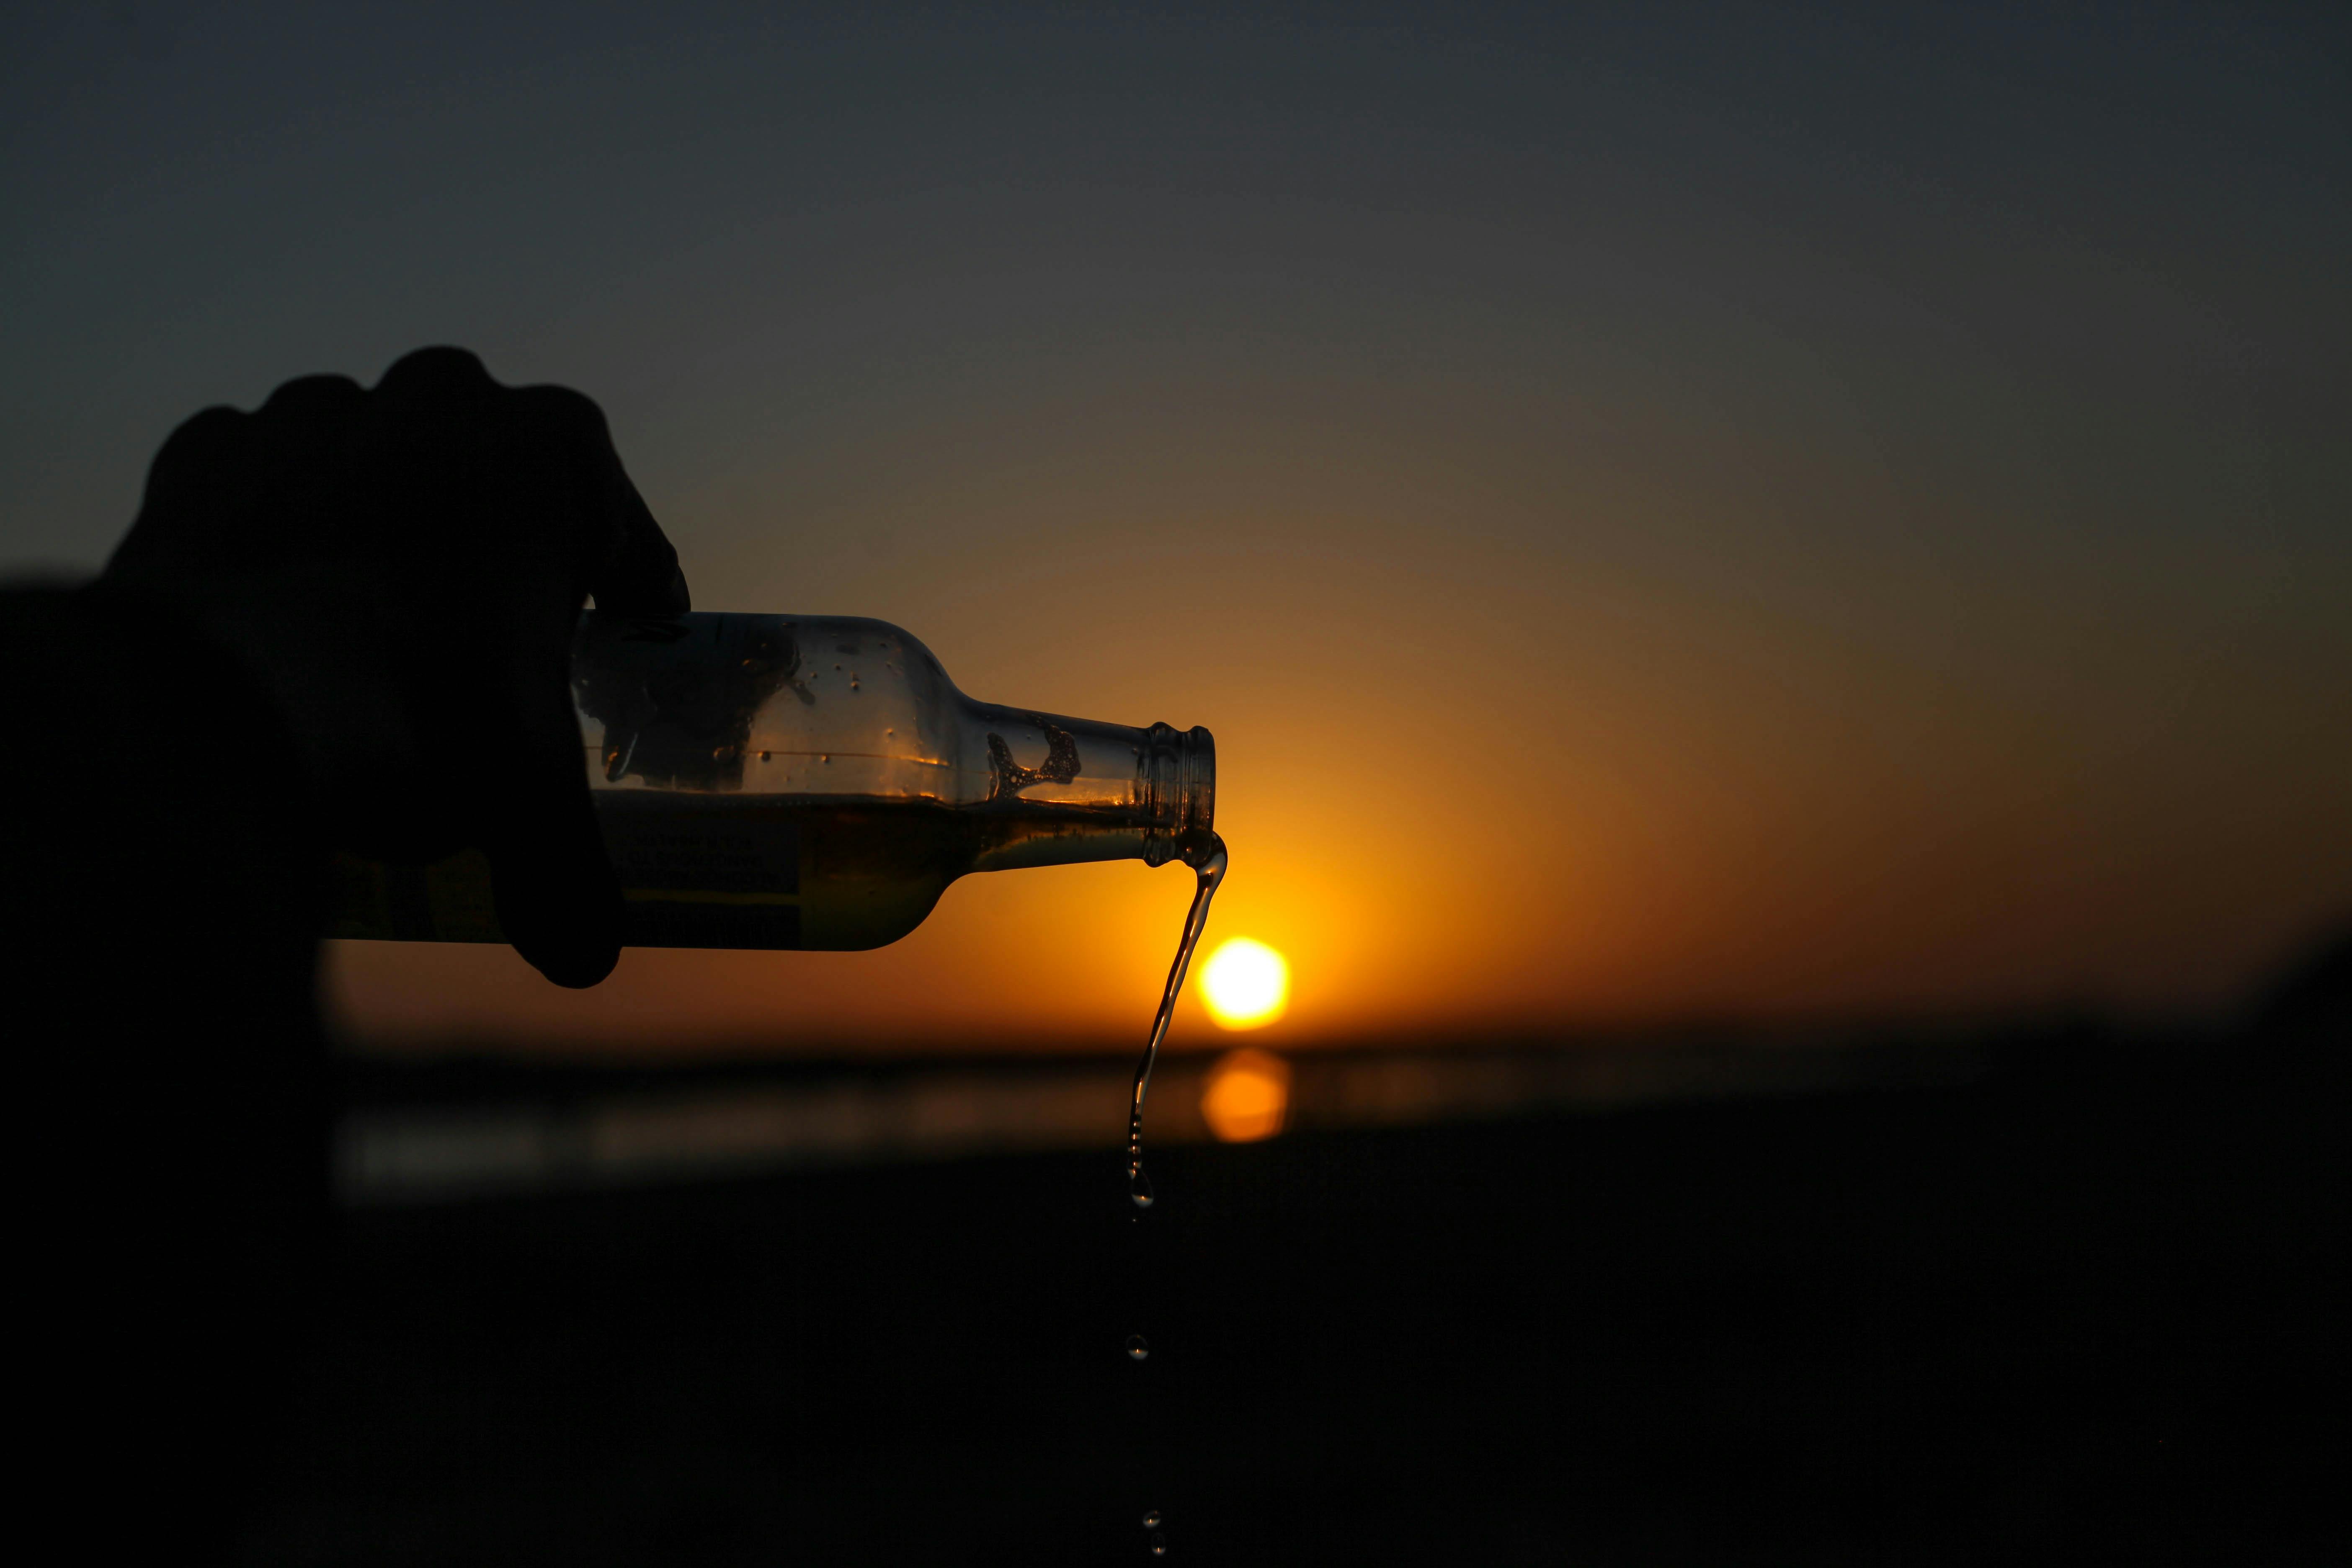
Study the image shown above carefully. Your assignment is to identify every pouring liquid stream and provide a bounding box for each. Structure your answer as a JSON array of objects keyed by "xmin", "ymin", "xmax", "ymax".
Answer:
[
  {"xmin": 1127, "ymin": 830, "xmax": 1228, "ymax": 1212},
  {"xmin": 1123, "ymin": 831, "xmax": 1224, "ymax": 1556}
]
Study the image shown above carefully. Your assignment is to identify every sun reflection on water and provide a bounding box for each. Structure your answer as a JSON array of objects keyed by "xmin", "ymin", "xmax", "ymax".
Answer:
[{"xmin": 1201, "ymin": 1047, "xmax": 1292, "ymax": 1143}]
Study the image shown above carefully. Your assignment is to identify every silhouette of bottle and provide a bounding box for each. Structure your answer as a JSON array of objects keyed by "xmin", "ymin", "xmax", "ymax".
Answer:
[{"xmin": 327, "ymin": 611, "xmax": 1215, "ymax": 950}]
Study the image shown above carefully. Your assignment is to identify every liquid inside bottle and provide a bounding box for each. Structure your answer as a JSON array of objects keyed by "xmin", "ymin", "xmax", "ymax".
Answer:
[{"xmin": 326, "ymin": 611, "xmax": 1215, "ymax": 951}]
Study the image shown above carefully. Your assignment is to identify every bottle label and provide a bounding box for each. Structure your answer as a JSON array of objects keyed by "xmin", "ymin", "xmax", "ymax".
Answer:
[
  {"xmin": 325, "ymin": 801, "xmax": 805, "ymax": 950},
  {"xmin": 606, "ymin": 801, "xmax": 803, "ymax": 949},
  {"xmin": 601, "ymin": 800, "xmax": 799, "ymax": 896}
]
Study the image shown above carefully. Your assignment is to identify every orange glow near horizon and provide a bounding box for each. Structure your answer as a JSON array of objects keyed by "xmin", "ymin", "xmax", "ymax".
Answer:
[{"xmin": 318, "ymin": 390, "xmax": 2352, "ymax": 1059}]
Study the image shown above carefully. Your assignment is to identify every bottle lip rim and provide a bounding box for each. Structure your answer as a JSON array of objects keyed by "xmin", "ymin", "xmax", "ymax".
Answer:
[{"xmin": 1139, "ymin": 722, "xmax": 1214, "ymax": 865}]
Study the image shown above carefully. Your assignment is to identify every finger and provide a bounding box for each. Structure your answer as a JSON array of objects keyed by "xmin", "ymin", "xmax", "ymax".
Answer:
[
  {"xmin": 507, "ymin": 383, "xmax": 689, "ymax": 615},
  {"xmin": 372, "ymin": 345, "xmax": 501, "ymax": 405},
  {"xmin": 106, "ymin": 405, "xmax": 255, "ymax": 578},
  {"xmin": 112, "ymin": 375, "xmax": 366, "ymax": 582},
  {"xmin": 472, "ymin": 592, "xmax": 627, "ymax": 988},
  {"xmin": 259, "ymin": 373, "xmax": 365, "ymax": 418},
  {"xmin": 486, "ymin": 782, "xmax": 626, "ymax": 989},
  {"xmin": 372, "ymin": 356, "xmax": 687, "ymax": 613},
  {"xmin": 594, "ymin": 465, "xmax": 690, "ymax": 615}
]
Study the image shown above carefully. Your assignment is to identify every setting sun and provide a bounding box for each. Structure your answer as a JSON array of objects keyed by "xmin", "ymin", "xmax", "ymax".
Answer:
[{"xmin": 1199, "ymin": 937, "xmax": 1290, "ymax": 1030}]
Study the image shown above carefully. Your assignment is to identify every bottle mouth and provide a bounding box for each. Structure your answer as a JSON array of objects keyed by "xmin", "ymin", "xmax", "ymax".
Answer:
[{"xmin": 1140, "ymin": 722, "xmax": 1215, "ymax": 866}]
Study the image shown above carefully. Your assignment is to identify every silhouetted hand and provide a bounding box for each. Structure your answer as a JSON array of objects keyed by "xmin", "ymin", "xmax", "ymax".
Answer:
[{"xmin": 103, "ymin": 347, "xmax": 689, "ymax": 987}]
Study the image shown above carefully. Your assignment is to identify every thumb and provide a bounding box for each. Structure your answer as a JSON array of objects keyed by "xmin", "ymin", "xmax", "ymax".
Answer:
[
  {"xmin": 485, "ymin": 781, "xmax": 625, "ymax": 989},
  {"xmin": 474, "ymin": 619, "xmax": 626, "ymax": 989}
]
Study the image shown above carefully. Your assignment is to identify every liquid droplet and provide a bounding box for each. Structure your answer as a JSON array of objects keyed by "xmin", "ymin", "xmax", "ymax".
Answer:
[
  {"xmin": 1150, "ymin": 1533, "xmax": 1168, "ymax": 1556},
  {"xmin": 1141, "ymin": 1511, "xmax": 1162, "ymax": 1529},
  {"xmin": 1125, "ymin": 1335, "xmax": 1149, "ymax": 1362},
  {"xmin": 1129, "ymin": 1167, "xmax": 1154, "ymax": 1210}
]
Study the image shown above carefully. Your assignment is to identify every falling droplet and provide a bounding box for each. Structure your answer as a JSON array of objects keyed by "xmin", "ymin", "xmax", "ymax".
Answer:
[
  {"xmin": 757, "ymin": 750, "xmax": 771, "ymax": 761},
  {"xmin": 1150, "ymin": 1533, "xmax": 1168, "ymax": 1556},
  {"xmin": 1129, "ymin": 1166, "xmax": 1155, "ymax": 1210},
  {"xmin": 1141, "ymin": 1511, "xmax": 1162, "ymax": 1529},
  {"xmin": 1125, "ymin": 1336, "xmax": 1149, "ymax": 1362}
]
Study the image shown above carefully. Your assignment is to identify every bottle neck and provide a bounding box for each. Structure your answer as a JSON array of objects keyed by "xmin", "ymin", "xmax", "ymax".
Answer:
[
  {"xmin": 955, "ymin": 707, "xmax": 1215, "ymax": 869},
  {"xmin": 1137, "ymin": 721, "xmax": 1216, "ymax": 866}
]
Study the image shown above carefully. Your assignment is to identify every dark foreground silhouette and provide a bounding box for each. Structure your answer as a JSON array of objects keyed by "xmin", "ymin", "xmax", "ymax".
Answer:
[
  {"xmin": 3, "ymin": 348, "xmax": 684, "ymax": 1557},
  {"xmin": 250, "ymin": 948, "xmax": 2344, "ymax": 1566}
]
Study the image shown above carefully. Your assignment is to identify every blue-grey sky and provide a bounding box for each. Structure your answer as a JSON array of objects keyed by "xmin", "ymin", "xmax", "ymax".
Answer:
[{"xmin": 5, "ymin": 3, "xmax": 2347, "ymax": 1045}]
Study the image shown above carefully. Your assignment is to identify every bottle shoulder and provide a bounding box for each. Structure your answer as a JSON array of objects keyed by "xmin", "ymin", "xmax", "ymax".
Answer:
[{"xmin": 575, "ymin": 609, "xmax": 980, "ymax": 802}]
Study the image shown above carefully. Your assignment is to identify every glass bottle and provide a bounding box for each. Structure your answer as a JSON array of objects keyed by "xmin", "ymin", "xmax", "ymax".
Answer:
[{"xmin": 326, "ymin": 611, "xmax": 1216, "ymax": 951}]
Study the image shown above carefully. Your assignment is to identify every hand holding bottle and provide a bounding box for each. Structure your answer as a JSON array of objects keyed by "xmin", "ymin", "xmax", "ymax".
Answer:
[{"xmin": 101, "ymin": 346, "xmax": 689, "ymax": 987}]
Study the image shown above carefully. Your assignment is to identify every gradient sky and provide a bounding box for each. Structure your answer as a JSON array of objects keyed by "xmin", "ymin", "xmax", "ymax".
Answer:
[{"xmin": 5, "ymin": 3, "xmax": 2347, "ymax": 1051}]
